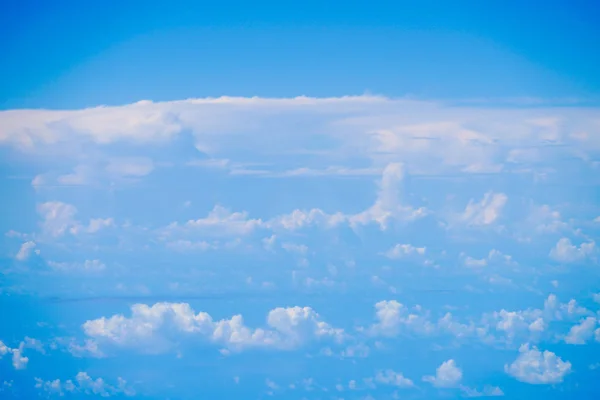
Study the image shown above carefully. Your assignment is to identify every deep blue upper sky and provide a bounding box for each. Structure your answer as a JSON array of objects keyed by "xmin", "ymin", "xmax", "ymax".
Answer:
[{"xmin": 2, "ymin": 0, "xmax": 600, "ymax": 108}]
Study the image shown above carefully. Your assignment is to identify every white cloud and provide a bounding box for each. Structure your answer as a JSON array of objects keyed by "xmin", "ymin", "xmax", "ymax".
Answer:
[
  {"xmin": 384, "ymin": 243, "xmax": 426, "ymax": 259},
  {"xmin": 164, "ymin": 205, "xmax": 263, "ymax": 238},
  {"xmin": 549, "ymin": 238, "xmax": 596, "ymax": 263},
  {"xmin": 11, "ymin": 347, "xmax": 28, "ymax": 370},
  {"xmin": 460, "ymin": 192, "xmax": 507, "ymax": 226},
  {"xmin": 281, "ymin": 243, "xmax": 309, "ymax": 256},
  {"xmin": 37, "ymin": 202, "xmax": 113, "ymax": 237},
  {"xmin": 2, "ymin": 96, "xmax": 600, "ymax": 181},
  {"xmin": 374, "ymin": 370, "xmax": 414, "ymax": 388},
  {"xmin": 461, "ymin": 249, "xmax": 516, "ymax": 270},
  {"xmin": 348, "ymin": 163, "xmax": 427, "ymax": 229},
  {"xmin": 270, "ymin": 163, "xmax": 426, "ymax": 232},
  {"xmin": 460, "ymin": 385, "xmax": 504, "ymax": 397},
  {"xmin": 15, "ymin": 241, "xmax": 36, "ymax": 261},
  {"xmin": 1, "ymin": 338, "xmax": 44, "ymax": 370},
  {"xmin": 564, "ymin": 317, "xmax": 597, "ymax": 344},
  {"xmin": 504, "ymin": 344, "xmax": 571, "ymax": 384},
  {"xmin": 526, "ymin": 204, "xmax": 569, "ymax": 234},
  {"xmin": 369, "ymin": 300, "xmax": 433, "ymax": 337},
  {"xmin": 105, "ymin": 157, "xmax": 154, "ymax": 177},
  {"xmin": 37, "ymin": 201, "xmax": 79, "ymax": 237},
  {"xmin": 82, "ymin": 302, "xmax": 343, "ymax": 353},
  {"xmin": 464, "ymin": 256, "xmax": 487, "ymax": 268},
  {"xmin": 48, "ymin": 259, "xmax": 106, "ymax": 273},
  {"xmin": 423, "ymin": 359, "xmax": 463, "ymax": 388},
  {"xmin": 35, "ymin": 372, "xmax": 134, "ymax": 397},
  {"xmin": 57, "ymin": 165, "xmax": 94, "ymax": 185}
]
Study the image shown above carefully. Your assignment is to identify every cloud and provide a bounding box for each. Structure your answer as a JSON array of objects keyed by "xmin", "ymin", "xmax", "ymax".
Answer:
[
  {"xmin": 47, "ymin": 259, "xmax": 106, "ymax": 273},
  {"xmin": 423, "ymin": 359, "xmax": 463, "ymax": 388},
  {"xmin": 460, "ymin": 385, "xmax": 504, "ymax": 397},
  {"xmin": 37, "ymin": 202, "xmax": 114, "ymax": 237},
  {"xmin": 281, "ymin": 243, "xmax": 309, "ymax": 255},
  {"xmin": 369, "ymin": 300, "xmax": 433, "ymax": 337},
  {"xmin": 2, "ymin": 96, "xmax": 600, "ymax": 185},
  {"xmin": 105, "ymin": 157, "xmax": 154, "ymax": 178},
  {"xmin": 15, "ymin": 241, "xmax": 37, "ymax": 261},
  {"xmin": 0, "ymin": 338, "xmax": 44, "ymax": 370},
  {"xmin": 35, "ymin": 372, "xmax": 134, "ymax": 397},
  {"xmin": 462, "ymin": 249, "xmax": 516, "ymax": 269},
  {"xmin": 460, "ymin": 192, "xmax": 507, "ymax": 226},
  {"xmin": 549, "ymin": 238, "xmax": 596, "ymax": 263},
  {"xmin": 270, "ymin": 163, "xmax": 426, "ymax": 232},
  {"xmin": 564, "ymin": 317, "xmax": 597, "ymax": 344},
  {"xmin": 163, "ymin": 205, "xmax": 263, "ymax": 238},
  {"xmin": 82, "ymin": 302, "xmax": 343, "ymax": 354},
  {"xmin": 505, "ymin": 344, "xmax": 571, "ymax": 384},
  {"xmin": 374, "ymin": 370, "xmax": 414, "ymax": 388},
  {"xmin": 384, "ymin": 243, "xmax": 426, "ymax": 259}
]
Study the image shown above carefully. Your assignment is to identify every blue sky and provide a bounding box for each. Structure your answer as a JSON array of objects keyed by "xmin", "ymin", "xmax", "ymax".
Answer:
[{"xmin": 1, "ymin": 1, "xmax": 600, "ymax": 399}]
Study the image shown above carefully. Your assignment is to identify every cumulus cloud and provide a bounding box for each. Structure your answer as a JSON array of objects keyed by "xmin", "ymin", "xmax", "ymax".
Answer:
[
  {"xmin": 460, "ymin": 192, "xmax": 507, "ymax": 226},
  {"xmin": 504, "ymin": 344, "xmax": 571, "ymax": 384},
  {"xmin": 0, "ymin": 338, "xmax": 44, "ymax": 370},
  {"xmin": 564, "ymin": 317, "xmax": 597, "ymax": 344},
  {"xmin": 163, "ymin": 205, "xmax": 263, "ymax": 238},
  {"xmin": 549, "ymin": 238, "xmax": 596, "ymax": 263},
  {"xmin": 82, "ymin": 302, "xmax": 343, "ymax": 354},
  {"xmin": 423, "ymin": 359, "xmax": 463, "ymax": 388},
  {"xmin": 270, "ymin": 163, "xmax": 426, "ymax": 232},
  {"xmin": 374, "ymin": 370, "xmax": 414, "ymax": 388},
  {"xmin": 384, "ymin": 243, "xmax": 426, "ymax": 259},
  {"xmin": 105, "ymin": 157, "xmax": 154, "ymax": 178},
  {"xmin": 35, "ymin": 372, "xmax": 134, "ymax": 397},
  {"xmin": 15, "ymin": 241, "xmax": 37, "ymax": 261},
  {"xmin": 369, "ymin": 300, "xmax": 433, "ymax": 337},
  {"xmin": 37, "ymin": 202, "xmax": 114, "ymax": 237},
  {"xmin": 47, "ymin": 259, "xmax": 106, "ymax": 273},
  {"xmin": 460, "ymin": 385, "xmax": 504, "ymax": 397},
  {"xmin": 366, "ymin": 294, "xmax": 589, "ymax": 347}
]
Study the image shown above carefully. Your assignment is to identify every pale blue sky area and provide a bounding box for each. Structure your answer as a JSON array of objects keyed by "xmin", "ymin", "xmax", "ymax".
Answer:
[{"xmin": 1, "ymin": 2, "xmax": 600, "ymax": 400}]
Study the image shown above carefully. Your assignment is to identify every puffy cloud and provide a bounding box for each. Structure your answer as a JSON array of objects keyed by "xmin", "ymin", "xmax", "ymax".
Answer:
[
  {"xmin": 369, "ymin": 300, "xmax": 433, "ymax": 337},
  {"xmin": 384, "ymin": 243, "xmax": 426, "ymax": 259},
  {"xmin": 105, "ymin": 157, "xmax": 154, "ymax": 177},
  {"xmin": 549, "ymin": 238, "xmax": 596, "ymax": 263},
  {"xmin": 82, "ymin": 302, "xmax": 343, "ymax": 353},
  {"xmin": 505, "ymin": 344, "xmax": 571, "ymax": 384},
  {"xmin": 11, "ymin": 347, "xmax": 28, "ymax": 370},
  {"xmin": 348, "ymin": 163, "xmax": 427, "ymax": 229},
  {"xmin": 460, "ymin": 385, "xmax": 504, "ymax": 397},
  {"xmin": 564, "ymin": 317, "xmax": 597, "ymax": 344},
  {"xmin": 47, "ymin": 259, "xmax": 106, "ymax": 273},
  {"xmin": 0, "ymin": 338, "xmax": 44, "ymax": 370},
  {"xmin": 367, "ymin": 294, "xmax": 589, "ymax": 346},
  {"xmin": 281, "ymin": 243, "xmax": 309, "ymax": 255},
  {"xmin": 423, "ymin": 359, "xmax": 463, "ymax": 388},
  {"xmin": 460, "ymin": 192, "xmax": 507, "ymax": 226},
  {"xmin": 15, "ymin": 241, "xmax": 37, "ymax": 261},
  {"xmin": 37, "ymin": 202, "xmax": 114, "ymax": 237},
  {"xmin": 374, "ymin": 370, "xmax": 414, "ymax": 388},
  {"xmin": 35, "ymin": 372, "xmax": 134, "ymax": 397},
  {"xmin": 270, "ymin": 163, "xmax": 426, "ymax": 232},
  {"xmin": 0, "ymin": 341, "xmax": 8, "ymax": 357},
  {"xmin": 37, "ymin": 201, "xmax": 79, "ymax": 237},
  {"xmin": 164, "ymin": 205, "xmax": 263, "ymax": 238},
  {"xmin": 464, "ymin": 256, "xmax": 488, "ymax": 268}
]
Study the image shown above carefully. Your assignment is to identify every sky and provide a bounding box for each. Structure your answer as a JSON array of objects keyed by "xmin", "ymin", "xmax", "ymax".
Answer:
[{"xmin": 1, "ymin": 1, "xmax": 600, "ymax": 399}]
